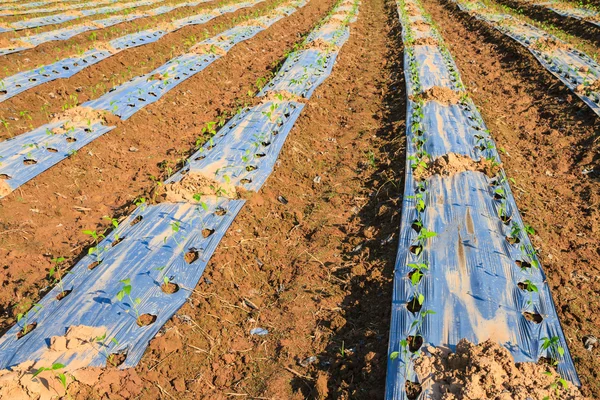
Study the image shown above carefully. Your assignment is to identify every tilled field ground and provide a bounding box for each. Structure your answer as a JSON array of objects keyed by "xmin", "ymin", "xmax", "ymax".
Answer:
[{"xmin": 0, "ymin": 0, "xmax": 599, "ymax": 398}]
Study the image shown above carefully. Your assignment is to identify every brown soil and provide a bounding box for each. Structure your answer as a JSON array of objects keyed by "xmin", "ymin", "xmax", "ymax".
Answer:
[
  {"xmin": 415, "ymin": 339, "xmax": 589, "ymax": 400},
  {"xmin": 531, "ymin": 36, "xmax": 571, "ymax": 52},
  {"xmin": 28, "ymin": 0, "xmax": 405, "ymax": 397},
  {"xmin": 0, "ymin": 0, "xmax": 598, "ymax": 397},
  {"xmin": 0, "ymin": 325, "xmax": 107, "ymax": 399},
  {"xmin": 155, "ymin": 172, "xmax": 239, "ymax": 202},
  {"xmin": 189, "ymin": 42, "xmax": 228, "ymax": 56},
  {"xmin": 413, "ymin": 35, "xmax": 438, "ymax": 45},
  {"xmin": 493, "ymin": 0, "xmax": 600, "ymax": 49},
  {"xmin": 411, "ymin": 85, "xmax": 464, "ymax": 104},
  {"xmin": 428, "ymin": 0, "xmax": 600, "ymax": 396},
  {"xmin": 0, "ymin": 0, "xmax": 337, "ymax": 333},
  {"xmin": 577, "ymin": 79, "xmax": 600, "ymax": 95},
  {"xmin": 414, "ymin": 152, "xmax": 501, "ymax": 180},
  {"xmin": 137, "ymin": 313, "xmax": 157, "ymax": 327},
  {"xmin": 161, "ymin": 281, "xmax": 179, "ymax": 293},
  {"xmin": 0, "ymin": 0, "xmax": 283, "ymax": 142},
  {"xmin": 49, "ymin": 106, "xmax": 119, "ymax": 134}
]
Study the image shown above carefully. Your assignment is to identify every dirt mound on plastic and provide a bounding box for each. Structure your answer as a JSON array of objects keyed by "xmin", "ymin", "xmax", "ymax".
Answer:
[
  {"xmin": 306, "ymin": 37, "xmax": 340, "ymax": 51},
  {"xmin": 412, "ymin": 86, "xmax": 463, "ymax": 104},
  {"xmin": 261, "ymin": 89, "xmax": 305, "ymax": 103},
  {"xmin": 0, "ymin": 36, "xmax": 33, "ymax": 50},
  {"xmin": 406, "ymin": 2, "xmax": 421, "ymax": 16},
  {"xmin": 92, "ymin": 41, "xmax": 118, "ymax": 54},
  {"xmin": 50, "ymin": 106, "xmax": 119, "ymax": 134},
  {"xmin": 531, "ymin": 36, "xmax": 571, "ymax": 52},
  {"xmin": 576, "ymin": 79, "xmax": 600, "ymax": 95},
  {"xmin": 415, "ymin": 339, "xmax": 588, "ymax": 400},
  {"xmin": 155, "ymin": 172, "xmax": 238, "ymax": 203},
  {"xmin": 414, "ymin": 153, "xmax": 500, "ymax": 180},
  {"xmin": 414, "ymin": 36, "xmax": 438, "ymax": 46},
  {"xmin": 0, "ymin": 325, "xmax": 107, "ymax": 400},
  {"xmin": 189, "ymin": 43, "xmax": 227, "ymax": 56}
]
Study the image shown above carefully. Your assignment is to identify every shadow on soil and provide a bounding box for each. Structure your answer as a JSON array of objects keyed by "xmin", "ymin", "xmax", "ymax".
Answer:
[
  {"xmin": 289, "ymin": 1, "xmax": 409, "ymax": 398},
  {"xmin": 439, "ymin": 0, "xmax": 600, "ymax": 182}
]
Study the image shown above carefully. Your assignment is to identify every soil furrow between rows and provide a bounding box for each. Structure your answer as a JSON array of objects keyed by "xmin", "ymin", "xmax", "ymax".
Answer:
[
  {"xmin": 0, "ymin": 0, "xmax": 281, "ymax": 141},
  {"xmin": 63, "ymin": 0, "xmax": 407, "ymax": 396},
  {"xmin": 0, "ymin": 0, "xmax": 336, "ymax": 338}
]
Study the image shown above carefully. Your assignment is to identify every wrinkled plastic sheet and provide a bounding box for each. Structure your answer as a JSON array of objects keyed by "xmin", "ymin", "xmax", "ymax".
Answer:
[
  {"xmin": 0, "ymin": 0, "xmax": 307, "ymax": 198},
  {"xmin": 88, "ymin": 24, "xmax": 268, "ymax": 119},
  {"xmin": 0, "ymin": 0, "xmax": 118, "ymax": 16},
  {"xmin": 386, "ymin": 1, "xmax": 580, "ymax": 399},
  {"xmin": 0, "ymin": 50, "xmax": 110, "ymax": 100},
  {"xmin": 0, "ymin": 0, "xmax": 258, "ymax": 99},
  {"xmin": 0, "ymin": 0, "xmax": 358, "ymax": 372},
  {"xmin": 85, "ymin": 53, "xmax": 219, "ymax": 120},
  {"xmin": 258, "ymin": 49, "xmax": 340, "ymax": 99},
  {"xmin": 533, "ymin": 0, "xmax": 600, "ymax": 28},
  {"xmin": 6, "ymin": 0, "xmax": 161, "ymax": 31},
  {"xmin": 166, "ymin": 101, "xmax": 306, "ymax": 191},
  {"xmin": 405, "ymin": 99, "xmax": 498, "ymax": 162},
  {"xmin": 0, "ymin": 0, "xmax": 84, "ymax": 11},
  {"xmin": 458, "ymin": 2, "xmax": 600, "ymax": 116},
  {"xmin": 0, "ymin": 121, "xmax": 116, "ymax": 194},
  {"xmin": 0, "ymin": 199, "xmax": 245, "ymax": 369}
]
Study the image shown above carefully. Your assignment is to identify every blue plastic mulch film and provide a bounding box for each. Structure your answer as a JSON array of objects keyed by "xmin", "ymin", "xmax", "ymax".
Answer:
[
  {"xmin": 0, "ymin": 0, "xmax": 361, "ymax": 374},
  {"xmin": 385, "ymin": 0, "xmax": 580, "ymax": 399},
  {"xmin": 0, "ymin": 199, "xmax": 246, "ymax": 369},
  {"xmin": 0, "ymin": 0, "xmax": 264, "ymax": 101},
  {"xmin": 0, "ymin": 0, "xmax": 302, "ymax": 199},
  {"xmin": 0, "ymin": 0, "xmax": 212, "ymax": 56},
  {"xmin": 0, "ymin": 0, "xmax": 164, "ymax": 32},
  {"xmin": 530, "ymin": 0, "xmax": 600, "ymax": 28},
  {"xmin": 454, "ymin": 0, "xmax": 600, "ymax": 117},
  {"xmin": 0, "ymin": 0, "xmax": 84, "ymax": 12},
  {"xmin": 0, "ymin": 0, "xmax": 119, "ymax": 16},
  {"xmin": 166, "ymin": 100, "xmax": 307, "ymax": 191}
]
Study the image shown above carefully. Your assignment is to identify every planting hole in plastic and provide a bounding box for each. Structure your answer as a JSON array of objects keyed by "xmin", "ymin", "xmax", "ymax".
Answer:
[
  {"xmin": 523, "ymin": 311, "xmax": 543, "ymax": 324},
  {"xmin": 406, "ymin": 297, "xmax": 422, "ymax": 313},
  {"xmin": 411, "ymin": 219, "xmax": 422, "ymax": 233},
  {"xmin": 88, "ymin": 260, "xmax": 101, "ymax": 270},
  {"xmin": 17, "ymin": 323, "xmax": 37, "ymax": 339},
  {"xmin": 161, "ymin": 281, "xmax": 179, "ymax": 294},
  {"xmin": 136, "ymin": 313, "xmax": 157, "ymax": 327},
  {"xmin": 201, "ymin": 228, "xmax": 214, "ymax": 238},
  {"xmin": 405, "ymin": 381, "xmax": 422, "ymax": 400},
  {"xmin": 56, "ymin": 289, "xmax": 72, "ymax": 301},
  {"xmin": 108, "ymin": 351, "xmax": 127, "ymax": 367},
  {"xmin": 408, "ymin": 335, "xmax": 423, "ymax": 352},
  {"xmin": 506, "ymin": 234, "xmax": 520, "ymax": 245},
  {"xmin": 184, "ymin": 249, "xmax": 199, "ymax": 264},
  {"xmin": 130, "ymin": 215, "xmax": 143, "ymax": 226},
  {"xmin": 407, "ymin": 269, "xmax": 423, "ymax": 284},
  {"xmin": 409, "ymin": 244, "xmax": 423, "ymax": 255}
]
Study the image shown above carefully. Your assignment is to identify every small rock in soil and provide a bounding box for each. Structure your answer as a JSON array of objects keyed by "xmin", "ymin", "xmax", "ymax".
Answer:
[
  {"xmin": 249, "ymin": 327, "xmax": 268, "ymax": 336},
  {"xmin": 583, "ymin": 335, "xmax": 597, "ymax": 351},
  {"xmin": 277, "ymin": 195, "xmax": 288, "ymax": 205},
  {"xmin": 299, "ymin": 356, "xmax": 317, "ymax": 367}
]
